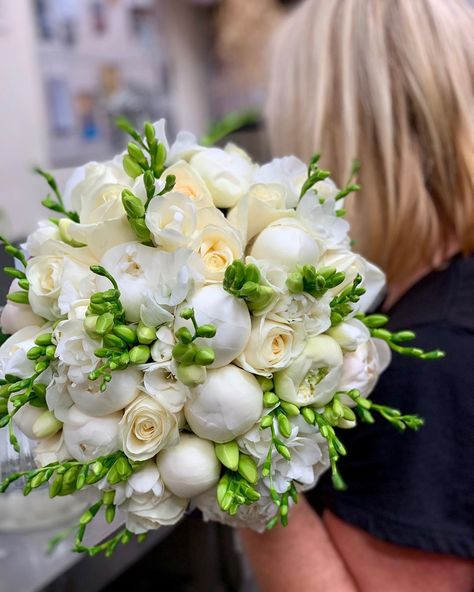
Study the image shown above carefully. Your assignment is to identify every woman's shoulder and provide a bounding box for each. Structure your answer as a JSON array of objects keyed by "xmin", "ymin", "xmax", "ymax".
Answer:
[{"xmin": 386, "ymin": 253, "xmax": 474, "ymax": 333}]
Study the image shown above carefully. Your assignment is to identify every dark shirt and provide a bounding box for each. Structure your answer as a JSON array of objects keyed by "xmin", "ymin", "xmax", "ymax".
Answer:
[{"xmin": 308, "ymin": 254, "xmax": 474, "ymax": 558}]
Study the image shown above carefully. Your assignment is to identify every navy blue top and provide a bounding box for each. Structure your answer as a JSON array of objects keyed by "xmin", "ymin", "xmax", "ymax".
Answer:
[{"xmin": 308, "ymin": 254, "xmax": 474, "ymax": 558}]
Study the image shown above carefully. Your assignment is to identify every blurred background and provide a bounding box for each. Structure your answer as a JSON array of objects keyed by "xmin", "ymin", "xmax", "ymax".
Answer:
[{"xmin": 0, "ymin": 2, "xmax": 300, "ymax": 591}]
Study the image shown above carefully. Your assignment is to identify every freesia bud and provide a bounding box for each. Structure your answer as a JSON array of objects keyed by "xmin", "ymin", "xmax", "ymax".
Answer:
[
  {"xmin": 214, "ymin": 440, "xmax": 239, "ymax": 471},
  {"xmin": 137, "ymin": 323, "xmax": 157, "ymax": 345},
  {"xmin": 129, "ymin": 344, "xmax": 151, "ymax": 364},
  {"xmin": 32, "ymin": 410, "xmax": 62, "ymax": 439},
  {"xmin": 176, "ymin": 363, "xmax": 207, "ymax": 387}
]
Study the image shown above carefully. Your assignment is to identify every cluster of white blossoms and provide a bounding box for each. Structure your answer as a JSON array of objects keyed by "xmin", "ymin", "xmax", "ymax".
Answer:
[{"xmin": 0, "ymin": 119, "xmax": 403, "ymax": 550}]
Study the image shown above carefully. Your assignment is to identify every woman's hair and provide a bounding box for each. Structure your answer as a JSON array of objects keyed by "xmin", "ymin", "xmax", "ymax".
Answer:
[{"xmin": 266, "ymin": 0, "xmax": 474, "ymax": 284}]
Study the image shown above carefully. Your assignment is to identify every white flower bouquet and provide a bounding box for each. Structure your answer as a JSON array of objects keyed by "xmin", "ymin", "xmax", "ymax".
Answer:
[{"xmin": 0, "ymin": 119, "xmax": 443, "ymax": 555}]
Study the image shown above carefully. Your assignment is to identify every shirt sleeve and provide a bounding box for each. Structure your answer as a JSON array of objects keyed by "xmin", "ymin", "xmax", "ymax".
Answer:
[{"xmin": 308, "ymin": 322, "xmax": 474, "ymax": 559}]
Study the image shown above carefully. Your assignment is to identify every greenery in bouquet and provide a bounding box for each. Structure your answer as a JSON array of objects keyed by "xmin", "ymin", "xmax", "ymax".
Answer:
[{"xmin": 0, "ymin": 119, "xmax": 443, "ymax": 556}]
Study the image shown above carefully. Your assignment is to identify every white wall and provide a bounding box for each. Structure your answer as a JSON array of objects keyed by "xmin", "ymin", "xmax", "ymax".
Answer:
[{"xmin": 0, "ymin": 1, "xmax": 50, "ymax": 240}]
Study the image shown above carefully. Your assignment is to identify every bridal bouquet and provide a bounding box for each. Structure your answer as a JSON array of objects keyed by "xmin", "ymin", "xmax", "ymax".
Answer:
[{"xmin": 0, "ymin": 120, "xmax": 443, "ymax": 556}]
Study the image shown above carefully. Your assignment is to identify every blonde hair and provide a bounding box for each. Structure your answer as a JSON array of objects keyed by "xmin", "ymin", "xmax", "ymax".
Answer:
[{"xmin": 266, "ymin": 0, "xmax": 474, "ymax": 285}]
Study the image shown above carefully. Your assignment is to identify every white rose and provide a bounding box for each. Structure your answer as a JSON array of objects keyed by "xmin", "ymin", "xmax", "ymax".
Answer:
[
  {"xmin": 192, "ymin": 207, "xmax": 244, "ymax": 282},
  {"xmin": 1, "ymin": 298, "xmax": 43, "ymax": 334},
  {"xmin": 124, "ymin": 491, "xmax": 188, "ymax": 534},
  {"xmin": 54, "ymin": 319, "xmax": 99, "ymax": 384},
  {"xmin": 145, "ymin": 192, "xmax": 197, "ymax": 250},
  {"xmin": 62, "ymin": 406, "xmax": 121, "ymax": 462},
  {"xmin": 68, "ymin": 367, "xmax": 141, "ymax": 416},
  {"xmin": 34, "ymin": 432, "xmax": 71, "ymax": 467},
  {"xmin": 23, "ymin": 220, "xmax": 60, "ymax": 256},
  {"xmin": 156, "ymin": 433, "xmax": 220, "ymax": 497},
  {"xmin": 339, "ymin": 338, "xmax": 391, "ymax": 399},
  {"xmin": 175, "ymin": 284, "xmax": 251, "ymax": 368},
  {"xmin": 320, "ymin": 249, "xmax": 386, "ymax": 313},
  {"xmin": 296, "ymin": 191, "xmax": 350, "ymax": 249},
  {"xmin": 328, "ymin": 318, "xmax": 370, "ymax": 352},
  {"xmin": 184, "ymin": 366, "xmax": 263, "ymax": 443},
  {"xmin": 253, "ymin": 155, "xmax": 307, "ymax": 208},
  {"xmin": 189, "ymin": 144, "xmax": 254, "ymax": 208},
  {"xmin": 143, "ymin": 362, "xmax": 190, "ymax": 413},
  {"xmin": 227, "ymin": 183, "xmax": 294, "ymax": 244},
  {"xmin": 250, "ymin": 220, "xmax": 321, "ymax": 269},
  {"xmin": 66, "ymin": 160, "xmax": 131, "ymax": 223},
  {"xmin": 161, "ymin": 161, "xmax": 213, "ymax": 208},
  {"xmin": 274, "ymin": 335, "xmax": 343, "ymax": 407},
  {"xmin": 119, "ymin": 394, "xmax": 180, "ymax": 461},
  {"xmin": 150, "ymin": 326, "xmax": 175, "ymax": 363},
  {"xmin": 236, "ymin": 316, "xmax": 305, "ymax": 377},
  {"xmin": 26, "ymin": 243, "xmax": 96, "ymax": 320}
]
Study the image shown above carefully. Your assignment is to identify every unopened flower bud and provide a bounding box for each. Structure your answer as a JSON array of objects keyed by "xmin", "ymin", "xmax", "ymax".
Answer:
[
  {"xmin": 176, "ymin": 363, "xmax": 206, "ymax": 387},
  {"xmin": 96, "ymin": 313, "xmax": 115, "ymax": 336},
  {"xmin": 32, "ymin": 411, "xmax": 62, "ymax": 439},
  {"xmin": 137, "ymin": 323, "xmax": 157, "ymax": 345},
  {"xmin": 194, "ymin": 347, "xmax": 215, "ymax": 366},
  {"xmin": 113, "ymin": 325, "xmax": 137, "ymax": 345},
  {"xmin": 214, "ymin": 440, "xmax": 239, "ymax": 471},
  {"xmin": 238, "ymin": 454, "xmax": 258, "ymax": 485},
  {"xmin": 129, "ymin": 345, "xmax": 151, "ymax": 364}
]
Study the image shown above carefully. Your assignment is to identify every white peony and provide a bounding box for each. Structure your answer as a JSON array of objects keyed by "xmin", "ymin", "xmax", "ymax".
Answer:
[
  {"xmin": 142, "ymin": 362, "xmax": 190, "ymax": 413},
  {"xmin": 67, "ymin": 367, "xmax": 141, "ymax": 417},
  {"xmin": 175, "ymin": 284, "xmax": 251, "ymax": 368},
  {"xmin": 1, "ymin": 298, "xmax": 43, "ymax": 335},
  {"xmin": 250, "ymin": 219, "xmax": 321, "ymax": 270},
  {"xmin": 189, "ymin": 144, "xmax": 254, "ymax": 208},
  {"xmin": 274, "ymin": 335, "xmax": 343, "ymax": 407},
  {"xmin": 338, "ymin": 338, "xmax": 391, "ymax": 400},
  {"xmin": 62, "ymin": 406, "xmax": 121, "ymax": 462},
  {"xmin": 156, "ymin": 433, "xmax": 220, "ymax": 497},
  {"xmin": 119, "ymin": 394, "xmax": 180, "ymax": 461},
  {"xmin": 184, "ymin": 366, "xmax": 263, "ymax": 443},
  {"xmin": 237, "ymin": 316, "xmax": 305, "ymax": 377},
  {"xmin": 124, "ymin": 490, "xmax": 188, "ymax": 534}
]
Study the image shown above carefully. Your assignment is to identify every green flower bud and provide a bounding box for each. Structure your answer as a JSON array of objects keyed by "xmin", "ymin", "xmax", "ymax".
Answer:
[
  {"xmin": 332, "ymin": 397, "xmax": 344, "ymax": 418},
  {"xmin": 127, "ymin": 142, "xmax": 147, "ymax": 167},
  {"xmin": 129, "ymin": 217, "xmax": 151, "ymax": 242},
  {"xmin": 35, "ymin": 360, "xmax": 50, "ymax": 373},
  {"xmin": 361, "ymin": 314, "xmax": 388, "ymax": 328},
  {"xmin": 137, "ymin": 323, "xmax": 157, "ymax": 345},
  {"xmin": 172, "ymin": 342, "xmax": 194, "ymax": 363},
  {"xmin": 103, "ymin": 334, "xmax": 127, "ymax": 349},
  {"xmin": 180, "ymin": 307, "xmax": 194, "ymax": 320},
  {"xmin": 96, "ymin": 313, "xmax": 115, "ymax": 336},
  {"xmin": 45, "ymin": 345, "xmax": 56, "ymax": 359},
  {"xmin": 301, "ymin": 407, "xmax": 316, "ymax": 425},
  {"xmin": 32, "ymin": 410, "xmax": 62, "ymax": 439},
  {"xmin": 238, "ymin": 455, "xmax": 258, "ymax": 485},
  {"xmin": 196, "ymin": 324, "xmax": 217, "ymax": 338},
  {"xmin": 123, "ymin": 154, "xmax": 142, "ymax": 178},
  {"xmin": 280, "ymin": 401, "xmax": 300, "ymax": 417},
  {"xmin": 175, "ymin": 327, "xmax": 194, "ymax": 344},
  {"xmin": 144, "ymin": 122, "xmax": 156, "ymax": 145},
  {"xmin": 217, "ymin": 473, "xmax": 231, "ymax": 508},
  {"xmin": 342, "ymin": 406, "xmax": 356, "ymax": 421},
  {"xmin": 286, "ymin": 271, "xmax": 304, "ymax": 293},
  {"xmin": 35, "ymin": 333, "xmax": 53, "ymax": 347},
  {"xmin": 113, "ymin": 325, "xmax": 137, "ymax": 345},
  {"xmin": 259, "ymin": 415, "xmax": 273, "ymax": 429},
  {"xmin": 84, "ymin": 315, "xmax": 99, "ymax": 337},
  {"xmin": 239, "ymin": 281, "xmax": 259, "ymax": 298},
  {"xmin": 275, "ymin": 443, "xmax": 291, "ymax": 460},
  {"xmin": 247, "ymin": 286, "xmax": 274, "ymax": 312},
  {"xmin": 194, "ymin": 347, "xmax": 215, "ymax": 366},
  {"xmin": 27, "ymin": 346, "xmax": 44, "ymax": 360},
  {"xmin": 257, "ymin": 376, "xmax": 274, "ymax": 392},
  {"xmin": 263, "ymin": 391, "xmax": 279, "ymax": 408},
  {"xmin": 129, "ymin": 345, "xmax": 151, "ymax": 364},
  {"xmin": 176, "ymin": 363, "xmax": 206, "ymax": 387},
  {"xmin": 7, "ymin": 291, "xmax": 29, "ymax": 305},
  {"xmin": 215, "ymin": 440, "xmax": 239, "ymax": 471},
  {"xmin": 49, "ymin": 476, "xmax": 63, "ymax": 498},
  {"xmin": 105, "ymin": 505, "xmax": 116, "ymax": 524},
  {"xmin": 58, "ymin": 218, "xmax": 85, "ymax": 247},
  {"xmin": 277, "ymin": 413, "xmax": 292, "ymax": 438},
  {"xmin": 244, "ymin": 264, "xmax": 261, "ymax": 284},
  {"xmin": 155, "ymin": 143, "xmax": 167, "ymax": 172},
  {"xmin": 122, "ymin": 190, "xmax": 145, "ymax": 219}
]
